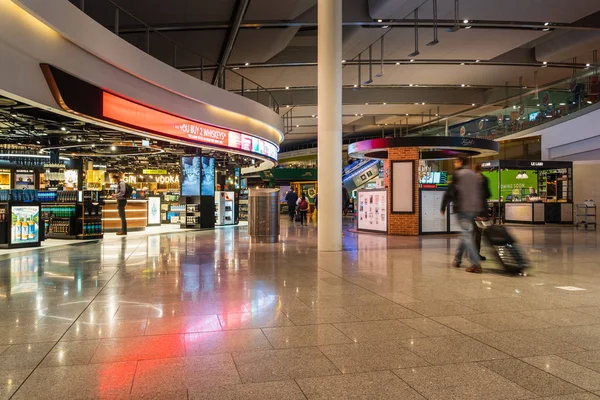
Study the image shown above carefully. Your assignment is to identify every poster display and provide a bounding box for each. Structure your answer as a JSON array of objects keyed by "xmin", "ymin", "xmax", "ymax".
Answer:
[
  {"xmin": 64, "ymin": 169, "xmax": 78, "ymax": 189},
  {"xmin": 11, "ymin": 206, "xmax": 40, "ymax": 244},
  {"xmin": 147, "ymin": 197, "xmax": 161, "ymax": 226},
  {"xmin": 181, "ymin": 157, "xmax": 201, "ymax": 196},
  {"xmin": 357, "ymin": 190, "xmax": 387, "ymax": 233},
  {"xmin": 201, "ymin": 157, "xmax": 215, "ymax": 196},
  {"xmin": 15, "ymin": 170, "xmax": 35, "ymax": 189},
  {"xmin": 392, "ymin": 161, "xmax": 414, "ymax": 213},
  {"xmin": 103, "ymin": 92, "xmax": 278, "ymax": 161}
]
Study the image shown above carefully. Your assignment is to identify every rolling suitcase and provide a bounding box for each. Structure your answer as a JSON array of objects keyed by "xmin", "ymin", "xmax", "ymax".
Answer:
[
  {"xmin": 294, "ymin": 210, "xmax": 302, "ymax": 222},
  {"xmin": 477, "ymin": 221, "xmax": 528, "ymax": 274}
]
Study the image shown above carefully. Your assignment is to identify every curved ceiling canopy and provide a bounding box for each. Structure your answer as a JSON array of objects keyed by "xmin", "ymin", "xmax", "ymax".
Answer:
[
  {"xmin": 348, "ymin": 136, "xmax": 499, "ymax": 160},
  {"xmin": 41, "ymin": 64, "xmax": 279, "ymax": 164}
]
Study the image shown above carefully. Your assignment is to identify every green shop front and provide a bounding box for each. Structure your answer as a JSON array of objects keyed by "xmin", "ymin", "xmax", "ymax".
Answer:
[
  {"xmin": 259, "ymin": 168, "xmax": 318, "ymax": 214},
  {"xmin": 481, "ymin": 160, "xmax": 573, "ymax": 224}
]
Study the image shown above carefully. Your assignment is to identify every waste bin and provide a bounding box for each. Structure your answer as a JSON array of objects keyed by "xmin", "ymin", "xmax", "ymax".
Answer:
[{"xmin": 248, "ymin": 189, "xmax": 280, "ymax": 243}]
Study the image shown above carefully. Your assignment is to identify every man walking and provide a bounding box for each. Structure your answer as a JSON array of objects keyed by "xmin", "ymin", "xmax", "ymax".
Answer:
[
  {"xmin": 285, "ymin": 188, "xmax": 298, "ymax": 222},
  {"xmin": 441, "ymin": 156, "xmax": 483, "ymax": 273},
  {"xmin": 112, "ymin": 174, "xmax": 128, "ymax": 236},
  {"xmin": 474, "ymin": 163, "xmax": 491, "ymax": 260}
]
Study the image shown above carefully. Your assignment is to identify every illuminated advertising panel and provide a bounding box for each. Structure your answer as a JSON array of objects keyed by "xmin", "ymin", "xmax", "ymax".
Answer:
[{"xmin": 102, "ymin": 92, "xmax": 278, "ymax": 161}]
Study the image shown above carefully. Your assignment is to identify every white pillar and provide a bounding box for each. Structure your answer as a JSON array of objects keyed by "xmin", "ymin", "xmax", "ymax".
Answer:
[{"xmin": 318, "ymin": 0, "xmax": 342, "ymax": 252}]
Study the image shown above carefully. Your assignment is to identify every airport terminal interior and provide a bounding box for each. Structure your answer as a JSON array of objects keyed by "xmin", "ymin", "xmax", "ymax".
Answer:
[{"xmin": 2, "ymin": 0, "xmax": 600, "ymax": 398}]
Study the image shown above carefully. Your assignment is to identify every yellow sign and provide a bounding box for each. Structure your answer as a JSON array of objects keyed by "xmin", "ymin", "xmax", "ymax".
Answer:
[{"xmin": 143, "ymin": 169, "xmax": 167, "ymax": 175}]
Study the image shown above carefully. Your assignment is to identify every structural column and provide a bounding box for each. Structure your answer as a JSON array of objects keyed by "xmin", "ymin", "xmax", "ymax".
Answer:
[{"xmin": 317, "ymin": 0, "xmax": 342, "ymax": 251}]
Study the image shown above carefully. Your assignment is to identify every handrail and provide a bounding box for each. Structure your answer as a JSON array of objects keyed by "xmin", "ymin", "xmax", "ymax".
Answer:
[{"xmin": 79, "ymin": 0, "xmax": 280, "ymax": 115}]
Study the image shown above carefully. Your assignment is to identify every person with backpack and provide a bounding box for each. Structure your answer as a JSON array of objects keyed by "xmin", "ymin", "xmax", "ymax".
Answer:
[
  {"xmin": 296, "ymin": 192, "xmax": 310, "ymax": 226},
  {"xmin": 112, "ymin": 174, "xmax": 130, "ymax": 236},
  {"xmin": 440, "ymin": 156, "xmax": 484, "ymax": 273}
]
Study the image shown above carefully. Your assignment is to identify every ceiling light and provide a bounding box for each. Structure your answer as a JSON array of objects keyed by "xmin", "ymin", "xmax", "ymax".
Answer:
[
  {"xmin": 461, "ymin": 84, "xmax": 465, "ymax": 87},
  {"xmin": 542, "ymin": 27, "xmax": 550, "ymax": 31},
  {"xmin": 465, "ymin": 26, "xmax": 472, "ymax": 29},
  {"xmin": 382, "ymin": 25, "xmax": 389, "ymax": 29},
  {"xmin": 285, "ymin": 86, "xmax": 289, "ymax": 90},
  {"xmin": 435, "ymin": 114, "xmax": 438, "ymax": 116},
  {"xmin": 296, "ymin": 125, "xmax": 299, "ymax": 128},
  {"xmin": 91, "ymin": 144, "xmax": 95, "ymax": 148},
  {"xmin": 395, "ymin": 62, "xmax": 400, "ymax": 65},
  {"xmin": 406, "ymin": 113, "xmax": 409, "ymax": 116},
  {"xmin": 365, "ymin": 102, "xmax": 369, "ymax": 105},
  {"xmin": 409, "ymin": 84, "xmax": 413, "ymax": 87},
  {"xmin": 475, "ymin": 60, "xmax": 480, "ymax": 63},
  {"xmin": 383, "ymin": 102, "xmax": 387, "ymax": 105},
  {"xmin": 410, "ymin": 59, "xmax": 415, "ymax": 63},
  {"xmin": 587, "ymin": 100, "xmax": 593, "ymax": 104},
  {"xmin": 36, "ymin": 141, "xmax": 40, "ymax": 144},
  {"xmin": 560, "ymin": 102, "xmax": 566, "ymax": 106},
  {"xmin": 311, "ymin": 114, "xmax": 315, "ymax": 117},
  {"xmin": 286, "ymin": 105, "xmax": 290, "ymax": 108},
  {"xmin": 472, "ymin": 103, "xmax": 476, "ymax": 106},
  {"xmin": 385, "ymin": 123, "xmax": 388, "ymax": 125},
  {"xmin": 355, "ymin": 114, "xmax": 358, "ymax": 116},
  {"xmin": 544, "ymin": 22, "xmax": 550, "ymax": 26},
  {"xmin": 586, "ymin": 63, "xmax": 591, "ymax": 67},
  {"xmin": 111, "ymin": 145, "xmax": 116, "ymax": 151},
  {"xmin": 360, "ymin": 114, "xmax": 363, "ymax": 116},
  {"xmin": 244, "ymin": 62, "xmax": 249, "ymax": 66},
  {"xmin": 549, "ymin": 103, "xmax": 553, "ymax": 106},
  {"xmin": 232, "ymin": 67, "xmax": 239, "ymax": 70},
  {"xmin": 342, "ymin": 60, "xmax": 346, "ymax": 63},
  {"xmin": 513, "ymin": 105, "xmax": 517, "ymax": 109},
  {"xmin": 353, "ymin": 84, "xmax": 358, "ymax": 88},
  {"xmin": 460, "ymin": 62, "xmax": 465, "ymax": 66},
  {"xmin": 377, "ymin": 19, "xmax": 383, "ymax": 23},
  {"xmin": 542, "ymin": 61, "xmax": 548, "ymax": 65},
  {"xmin": 61, "ymin": 127, "xmax": 66, "ymax": 131},
  {"xmin": 463, "ymin": 19, "xmax": 469, "ymax": 23},
  {"xmin": 414, "ymin": 102, "xmax": 419, "ymax": 105},
  {"xmin": 421, "ymin": 102, "xmax": 425, "ymax": 105},
  {"xmin": 77, "ymin": 138, "xmax": 82, "ymax": 142}
]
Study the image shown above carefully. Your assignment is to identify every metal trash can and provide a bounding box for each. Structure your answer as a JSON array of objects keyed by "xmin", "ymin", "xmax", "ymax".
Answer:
[{"xmin": 248, "ymin": 189, "xmax": 280, "ymax": 243}]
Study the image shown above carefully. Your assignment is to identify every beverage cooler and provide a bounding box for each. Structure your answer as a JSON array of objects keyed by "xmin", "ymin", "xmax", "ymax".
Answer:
[
  {"xmin": 215, "ymin": 191, "xmax": 237, "ymax": 226},
  {"xmin": 0, "ymin": 190, "xmax": 42, "ymax": 249}
]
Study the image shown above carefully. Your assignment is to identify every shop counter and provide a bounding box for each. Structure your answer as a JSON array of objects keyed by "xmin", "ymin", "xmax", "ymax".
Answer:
[
  {"xmin": 103, "ymin": 200, "xmax": 147, "ymax": 232},
  {"xmin": 503, "ymin": 202, "xmax": 573, "ymax": 224}
]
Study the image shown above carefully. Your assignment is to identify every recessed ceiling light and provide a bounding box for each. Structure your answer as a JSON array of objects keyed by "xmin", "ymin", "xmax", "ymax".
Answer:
[
  {"xmin": 91, "ymin": 144, "xmax": 95, "ymax": 148},
  {"xmin": 296, "ymin": 125, "xmax": 299, "ymax": 128},
  {"xmin": 463, "ymin": 19, "xmax": 469, "ymax": 23},
  {"xmin": 544, "ymin": 22, "xmax": 550, "ymax": 26},
  {"xmin": 475, "ymin": 60, "xmax": 480, "ymax": 63},
  {"xmin": 472, "ymin": 103, "xmax": 476, "ymax": 106},
  {"xmin": 61, "ymin": 127, "xmax": 66, "ymax": 131},
  {"xmin": 542, "ymin": 61, "xmax": 548, "ymax": 65},
  {"xmin": 111, "ymin": 145, "xmax": 116, "ymax": 151},
  {"xmin": 421, "ymin": 102, "xmax": 425, "ymax": 105},
  {"xmin": 36, "ymin": 141, "xmax": 40, "ymax": 144},
  {"xmin": 311, "ymin": 114, "xmax": 315, "ymax": 117},
  {"xmin": 461, "ymin": 84, "xmax": 465, "ymax": 87},
  {"xmin": 410, "ymin": 59, "xmax": 415, "ymax": 63},
  {"xmin": 382, "ymin": 25, "xmax": 389, "ymax": 29},
  {"xmin": 286, "ymin": 105, "xmax": 290, "ymax": 108},
  {"xmin": 395, "ymin": 62, "xmax": 400, "ymax": 65},
  {"xmin": 586, "ymin": 63, "xmax": 591, "ymax": 67},
  {"xmin": 414, "ymin": 102, "xmax": 419, "ymax": 105},
  {"xmin": 409, "ymin": 84, "xmax": 413, "ymax": 87},
  {"xmin": 77, "ymin": 138, "xmax": 82, "ymax": 142},
  {"xmin": 542, "ymin": 28, "xmax": 550, "ymax": 31},
  {"xmin": 377, "ymin": 19, "xmax": 383, "ymax": 23},
  {"xmin": 355, "ymin": 113, "xmax": 358, "ymax": 116},
  {"xmin": 406, "ymin": 113, "xmax": 409, "ymax": 116},
  {"xmin": 244, "ymin": 62, "xmax": 249, "ymax": 66},
  {"xmin": 383, "ymin": 102, "xmax": 387, "ymax": 105},
  {"xmin": 435, "ymin": 114, "xmax": 438, "ymax": 116},
  {"xmin": 465, "ymin": 26, "xmax": 472, "ymax": 29},
  {"xmin": 99, "ymin": 138, "xmax": 104, "ymax": 141},
  {"xmin": 342, "ymin": 60, "xmax": 346, "ymax": 63},
  {"xmin": 232, "ymin": 67, "xmax": 239, "ymax": 70},
  {"xmin": 365, "ymin": 102, "xmax": 369, "ymax": 105},
  {"xmin": 536, "ymin": 104, "xmax": 540, "ymax": 107},
  {"xmin": 460, "ymin": 62, "xmax": 465, "ymax": 66},
  {"xmin": 513, "ymin": 105, "xmax": 517, "ymax": 109},
  {"xmin": 285, "ymin": 86, "xmax": 289, "ymax": 90},
  {"xmin": 353, "ymin": 84, "xmax": 358, "ymax": 87}
]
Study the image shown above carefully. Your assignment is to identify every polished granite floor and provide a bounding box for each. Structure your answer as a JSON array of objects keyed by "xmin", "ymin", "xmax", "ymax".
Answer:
[{"xmin": 2, "ymin": 219, "xmax": 600, "ymax": 399}]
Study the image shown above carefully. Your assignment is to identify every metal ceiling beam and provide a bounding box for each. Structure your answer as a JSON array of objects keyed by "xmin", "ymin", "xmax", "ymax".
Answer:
[
  {"xmin": 212, "ymin": 0, "xmax": 251, "ymax": 85},
  {"xmin": 114, "ymin": 19, "xmax": 600, "ymax": 34}
]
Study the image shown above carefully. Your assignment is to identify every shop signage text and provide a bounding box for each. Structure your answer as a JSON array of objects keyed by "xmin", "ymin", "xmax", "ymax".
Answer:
[
  {"xmin": 531, "ymin": 162, "xmax": 544, "ymax": 167},
  {"xmin": 143, "ymin": 169, "xmax": 168, "ymax": 175}
]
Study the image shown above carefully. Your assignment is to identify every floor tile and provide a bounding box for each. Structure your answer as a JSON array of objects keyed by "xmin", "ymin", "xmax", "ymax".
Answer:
[
  {"xmin": 471, "ymin": 330, "xmax": 584, "ymax": 357},
  {"xmin": 262, "ymin": 324, "xmax": 353, "ymax": 348},
  {"xmin": 521, "ymin": 309, "xmax": 600, "ymax": 327},
  {"xmin": 400, "ymin": 334, "xmax": 510, "ymax": 364},
  {"xmin": 12, "ymin": 361, "xmax": 137, "ymax": 399},
  {"xmin": 462, "ymin": 311, "xmax": 555, "ymax": 331},
  {"xmin": 522, "ymin": 355, "xmax": 600, "ymax": 391},
  {"xmin": 402, "ymin": 301, "xmax": 479, "ymax": 317},
  {"xmin": 559, "ymin": 351, "xmax": 600, "ymax": 373},
  {"xmin": 40, "ymin": 340, "xmax": 101, "ymax": 367},
  {"xmin": 431, "ymin": 315, "xmax": 494, "ymax": 334},
  {"xmin": 343, "ymin": 304, "xmax": 421, "ymax": 321},
  {"xmin": 400, "ymin": 318, "xmax": 461, "ymax": 336},
  {"xmin": 61, "ymin": 319, "xmax": 148, "ymax": 341},
  {"xmin": 128, "ymin": 389, "xmax": 189, "ymax": 399},
  {"xmin": 285, "ymin": 308, "xmax": 362, "ymax": 325},
  {"xmin": 543, "ymin": 326, "xmax": 600, "ymax": 350},
  {"xmin": 144, "ymin": 315, "xmax": 220, "ymax": 336},
  {"xmin": 318, "ymin": 340, "xmax": 429, "ymax": 374},
  {"xmin": 395, "ymin": 362, "xmax": 536, "ymax": 400},
  {"xmin": 131, "ymin": 353, "xmax": 241, "ymax": 394},
  {"xmin": 479, "ymin": 358, "xmax": 585, "ymax": 397},
  {"xmin": 218, "ymin": 311, "xmax": 294, "ymax": 330},
  {"xmin": 0, "ymin": 322, "xmax": 73, "ymax": 345},
  {"xmin": 185, "ymin": 329, "xmax": 272, "ymax": 355},
  {"xmin": 0, "ymin": 342, "xmax": 55, "ymax": 371},
  {"xmin": 536, "ymin": 394, "xmax": 600, "ymax": 400},
  {"xmin": 232, "ymin": 346, "xmax": 340, "ymax": 383},
  {"xmin": 188, "ymin": 380, "xmax": 306, "ymax": 400},
  {"xmin": 297, "ymin": 370, "xmax": 425, "ymax": 399},
  {"xmin": 91, "ymin": 335, "xmax": 186, "ymax": 363},
  {"xmin": 0, "ymin": 369, "xmax": 35, "ymax": 399},
  {"xmin": 333, "ymin": 320, "xmax": 425, "ymax": 343}
]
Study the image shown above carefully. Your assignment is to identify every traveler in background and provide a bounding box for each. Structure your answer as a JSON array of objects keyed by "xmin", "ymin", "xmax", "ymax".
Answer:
[
  {"xmin": 297, "ymin": 192, "xmax": 309, "ymax": 226},
  {"xmin": 285, "ymin": 188, "xmax": 298, "ymax": 222},
  {"xmin": 112, "ymin": 174, "xmax": 128, "ymax": 236},
  {"xmin": 342, "ymin": 186, "xmax": 350, "ymax": 215},
  {"xmin": 314, "ymin": 193, "xmax": 318, "ymax": 210},
  {"xmin": 474, "ymin": 163, "xmax": 491, "ymax": 260},
  {"xmin": 440, "ymin": 156, "xmax": 483, "ymax": 273}
]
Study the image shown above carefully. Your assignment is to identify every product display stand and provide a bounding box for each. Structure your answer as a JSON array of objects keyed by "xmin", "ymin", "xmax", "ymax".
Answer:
[
  {"xmin": 77, "ymin": 191, "xmax": 103, "ymax": 239},
  {"xmin": 0, "ymin": 200, "xmax": 42, "ymax": 249},
  {"xmin": 180, "ymin": 196, "xmax": 201, "ymax": 229}
]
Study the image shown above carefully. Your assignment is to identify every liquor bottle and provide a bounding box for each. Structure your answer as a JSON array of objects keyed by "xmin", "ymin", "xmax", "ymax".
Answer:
[
  {"xmin": 15, "ymin": 217, "xmax": 21, "ymax": 241},
  {"xmin": 21, "ymin": 217, "xmax": 28, "ymax": 241},
  {"xmin": 28, "ymin": 217, "xmax": 35, "ymax": 239}
]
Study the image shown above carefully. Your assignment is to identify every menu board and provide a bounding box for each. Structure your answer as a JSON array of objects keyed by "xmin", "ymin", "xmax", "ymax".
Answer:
[
  {"xmin": 103, "ymin": 92, "xmax": 278, "ymax": 160},
  {"xmin": 11, "ymin": 206, "xmax": 40, "ymax": 244},
  {"xmin": 357, "ymin": 190, "xmax": 387, "ymax": 232}
]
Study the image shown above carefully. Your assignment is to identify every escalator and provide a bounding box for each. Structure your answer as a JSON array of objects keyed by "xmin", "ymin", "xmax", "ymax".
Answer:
[{"xmin": 342, "ymin": 159, "xmax": 380, "ymax": 193}]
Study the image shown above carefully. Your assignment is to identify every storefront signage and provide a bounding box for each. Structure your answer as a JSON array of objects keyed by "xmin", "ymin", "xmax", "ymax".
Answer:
[
  {"xmin": 142, "ymin": 169, "xmax": 167, "ymax": 175},
  {"xmin": 155, "ymin": 175, "xmax": 179, "ymax": 184},
  {"xmin": 531, "ymin": 162, "xmax": 544, "ymax": 167},
  {"xmin": 481, "ymin": 162, "xmax": 492, "ymax": 168},
  {"xmin": 460, "ymin": 126, "xmax": 466, "ymax": 136},
  {"xmin": 102, "ymin": 92, "xmax": 278, "ymax": 161}
]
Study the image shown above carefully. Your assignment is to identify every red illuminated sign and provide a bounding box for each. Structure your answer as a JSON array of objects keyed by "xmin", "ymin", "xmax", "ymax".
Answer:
[{"xmin": 102, "ymin": 92, "xmax": 277, "ymax": 160}]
